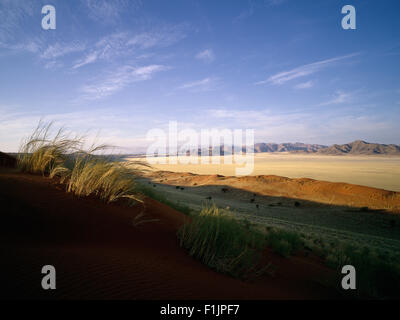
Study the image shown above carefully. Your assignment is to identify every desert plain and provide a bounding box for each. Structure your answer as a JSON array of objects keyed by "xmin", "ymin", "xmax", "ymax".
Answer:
[{"xmin": 133, "ymin": 153, "xmax": 400, "ymax": 192}]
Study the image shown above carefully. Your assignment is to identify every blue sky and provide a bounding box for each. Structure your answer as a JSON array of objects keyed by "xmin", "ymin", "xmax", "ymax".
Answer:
[{"xmin": 0, "ymin": 0, "xmax": 399, "ymax": 152}]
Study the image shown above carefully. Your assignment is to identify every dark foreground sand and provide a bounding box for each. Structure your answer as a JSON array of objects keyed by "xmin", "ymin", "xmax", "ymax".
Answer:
[{"xmin": 0, "ymin": 168, "xmax": 340, "ymax": 300}]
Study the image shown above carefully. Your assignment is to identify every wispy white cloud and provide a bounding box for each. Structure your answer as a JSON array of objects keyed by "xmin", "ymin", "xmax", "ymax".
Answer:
[
  {"xmin": 41, "ymin": 42, "xmax": 86, "ymax": 60},
  {"xmin": 44, "ymin": 60, "xmax": 64, "ymax": 70},
  {"xmin": 80, "ymin": 64, "xmax": 169, "ymax": 100},
  {"xmin": 126, "ymin": 26, "xmax": 187, "ymax": 49},
  {"xmin": 256, "ymin": 53, "xmax": 360, "ymax": 86},
  {"xmin": 0, "ymin": 0, "xmax": 35, "ymax": 43},
  {"xmin": 207, "ymin": 108, "xmax": 284, "ymax": 126},
  {"xmin": 83, "ymin": 0, "xmax": 140, "ymax": 23},
  {"xmin": 1, "ymin": 1, "xmax": 184, "ymax": 72},
  {"xmin": 0, "ymin": 106, "xmax": 155, "ymax": 152},
  {"xmin": 294, "ymin": 80, "xmax": 314, "ymax": 89},
  {"xmin": 1, "ymin": 37, "xmax": 87, "ymax": 71},
  {"xmin": 204, "ymin": 107, "xmax": 398, "ymax": 145},
  {"xmin": 318, "ymin": 90, "xmax": 354, "ymax": 106},
  {"xmin": 1, "ymin": 37, "xmax": 86, "ymax": 70},
  {"xmin": 72, "ymin": 32, "xmax": 128, "ymax": 68},
  {"xmin": 0, "ymin": 36, "xmax": 44, "ymax": 54},
  {"xmin": 195, "ymin": 49, "xmax": 215, "ymax": 63},
  {"xmin": 73, "ymin": 51, "xmax": 98, "ymax": 69},
  {"xmin": 205, "ymin": 108, "xmax": 319, "ymax": 144},
  {"xmin": 178, "ymin": 77, "xmax": 219, "ymax": 92},
  {"xmin": 73, "ymin": 27, "xmax": 186, "ymax": 69},
  {"xmin": 0, "ymin": 0, "xmax": 52, "ymax": 66}
]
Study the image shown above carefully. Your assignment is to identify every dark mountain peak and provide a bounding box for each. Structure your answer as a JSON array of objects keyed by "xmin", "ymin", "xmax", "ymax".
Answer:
[
  {"xmin": 252, "ymin": 141, "xmax": 400, "ymax": 155},
  {"xmin": 318, "ymin": 141, "xmax": 400, "ymax": 155},
  {"xmin": 254, "ymin": 143, "xmax": 327, "ymax": 153}
]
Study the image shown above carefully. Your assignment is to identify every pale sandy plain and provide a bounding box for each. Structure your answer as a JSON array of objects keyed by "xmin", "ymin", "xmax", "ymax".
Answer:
[
  {"xmin": 129, "ymin": 153, "xmax": 400, "ymax": 252},
  {"xmin": 130, "ymin": 153, "xmax": 400, "ymax": 192}
]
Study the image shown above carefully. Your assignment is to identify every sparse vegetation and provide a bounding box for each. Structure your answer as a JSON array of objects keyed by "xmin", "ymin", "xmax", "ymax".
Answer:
[
  {"xmin": 261, "ymin": 222, "xmax": 400, "ymax": 299},
  {"xmin": 18, "ymin": 122, "xmax": 80, "ymax": 176},
  {"xmin": 138, "ymin": 184, "xmax": 192, "ymax": 215},
  {"xmin": 325, "ymin": 243, "xmax": 400, "ymax": 299},
  {"xmin": 177, "ymin": 204, "xmax": 267, "ymax": 278},
  {"xmin": 17, "ymin": 121, "xmax": 144, "ymax": 204},
  {"xmin": 67, "ymin": 154, "xmax": 143, "ymax": 203},
  {"xmin": 264, "ymin": 227, "xmax": 303, "ymax": 257},
  {"xmin": 177, "ymin": 199, "xmax": 400, "ymax": 298},
  {"xmin": 267, "ymin": 224, "xmax": 400, "ymax": 299}
]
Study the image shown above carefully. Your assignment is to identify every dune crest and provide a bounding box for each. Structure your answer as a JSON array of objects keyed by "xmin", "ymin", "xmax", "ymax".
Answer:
[{"xmin": 149, "ymin": 171, "xmax": 400, "ymax": 212}]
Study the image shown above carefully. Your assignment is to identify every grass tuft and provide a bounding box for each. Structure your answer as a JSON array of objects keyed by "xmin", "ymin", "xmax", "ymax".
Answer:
[
  {"xmin": 17, "ymin": 121, "xmax": 144, "ymax": 204},
  {"xmin": 264, "ymin": 227, "xmax": 303, "ymax": 257},
  {"xmin": 67, "ymin": 154, "xmax": 143, "ymax": 204},
  {"xmin": 177, "ymin": 204, "xmax": 267, "ymax": 278},
  {"xmin": 18, "ymin": 121, "xmax": 80, "ymax": 176}
]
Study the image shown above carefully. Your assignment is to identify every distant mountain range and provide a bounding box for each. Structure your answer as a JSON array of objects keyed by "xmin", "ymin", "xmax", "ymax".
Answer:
[
  {"xmin": 253, "ymin": 140, "xmax": 400, "ymax": 155},
  {"xmin": 174, "ymin": 140, "xmax": 400, "ymax": 156},
  {"xmin": 254, "ymin": 142, "xmax": 327, "ymax": 153},
  {"xmin": 4, "ymin": 140, "xmax": 400, "ymax": 158},
  {"xmin": 316, "ymin": 140, "xmax": 400, "ymax": 155}
]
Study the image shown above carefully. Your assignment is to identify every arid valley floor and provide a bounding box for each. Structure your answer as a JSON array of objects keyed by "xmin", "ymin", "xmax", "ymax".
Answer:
[
  {"xmin": 133, "ymin": 154, "xmax": 400, "ymax": 263},
  {"xmin": 133, "ymin": 153, "xmax": 400, "ymax": 192}
]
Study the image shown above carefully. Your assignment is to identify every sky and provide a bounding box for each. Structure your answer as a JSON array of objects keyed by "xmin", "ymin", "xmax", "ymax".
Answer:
[{"xmin": 0, "ymin": 0, "xmax": 400, "ymax": 152}]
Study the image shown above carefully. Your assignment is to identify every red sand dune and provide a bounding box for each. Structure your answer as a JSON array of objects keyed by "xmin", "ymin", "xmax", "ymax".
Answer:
[
  {"xmin": 151, "ymin": 171, "xmax": 400, "ymax": 212},
  {"xmin": 0, "ymin": 168, "xmax": 339, "ymax": 300}
]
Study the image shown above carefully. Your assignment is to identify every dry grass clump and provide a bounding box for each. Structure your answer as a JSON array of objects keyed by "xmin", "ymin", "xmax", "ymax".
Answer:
[
  {"xmin": 18, "ymin": 122, "xmax": 80, "ymax": 176},
  {"xmin": 67, "ymin": 152, "xmax": 142, "ymax": 203},
  {"xmin": 18, "ymin": 121, "xmax": 144, "ymax": 204},
  {"xmin": 264, "ymin": 227, "xmax": 303, "ymax": 258},
  {"xmin": 178, "ymin": 204, "xmax": 267, "ymax": 278}
]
